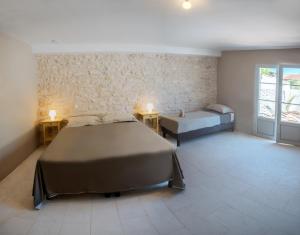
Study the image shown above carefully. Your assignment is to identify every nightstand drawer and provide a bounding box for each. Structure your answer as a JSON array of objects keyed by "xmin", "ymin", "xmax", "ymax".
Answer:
[
  {"xmin": 144, "ymin": 114, "xmax": 158, "ymax": 119},
  {"xmin": 136, "ymin": 111, "xmax": 160, "ymax": 133},
  {"xmin": 40, "ymin": 119, "xmax": 62, "ymax": 145},
  {"xmin": 44, "ymin": 122, "xmax": 60, "ymax": 127}
]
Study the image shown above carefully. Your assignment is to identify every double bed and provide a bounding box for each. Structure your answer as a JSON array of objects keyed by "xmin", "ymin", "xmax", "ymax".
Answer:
[{"xmin": 33, "ymin": 120, "xmax": 185, "ymax": 209}]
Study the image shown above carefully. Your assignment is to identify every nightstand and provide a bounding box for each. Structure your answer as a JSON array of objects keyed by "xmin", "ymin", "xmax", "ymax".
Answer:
[
  {"xmin": 40, "ymin": 119, "xmax": 63, "ymax": 145},
  {"xmin": 136, "ymin": 111, "xmax": 159, "ymax": 133}
]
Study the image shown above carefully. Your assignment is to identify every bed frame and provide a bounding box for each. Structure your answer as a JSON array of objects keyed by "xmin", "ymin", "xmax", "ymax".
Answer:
[{"xmin": 161, "ymin": 122, "xmax": 234, "ymax": 147}]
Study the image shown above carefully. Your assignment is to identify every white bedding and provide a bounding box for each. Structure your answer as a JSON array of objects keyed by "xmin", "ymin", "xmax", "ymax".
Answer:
[
  {"xmin": 66, "ymin": 113, "xmax": 136, "ymax": 127},
  {"xmin": 160, "ymin": 111, "xmax": 221, "ymax": 134},
  {"xmin": 67, "ymin": 115, "xmax": 103, "ymax": 127}
]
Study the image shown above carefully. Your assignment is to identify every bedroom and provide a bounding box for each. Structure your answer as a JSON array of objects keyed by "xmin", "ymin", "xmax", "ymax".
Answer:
[{"xmin": 1, "ymin": 0, "xmax": 300, "ymax": 234}]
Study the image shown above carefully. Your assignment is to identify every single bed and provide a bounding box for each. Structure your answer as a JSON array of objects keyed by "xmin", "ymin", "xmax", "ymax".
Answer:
[
  {"xmin": 160, "ymin": 108, "xmax": 234, "ymax": 146},
  {"xmin": 33, "ymin": 120, "xmax": 184, "ymax": 209}
]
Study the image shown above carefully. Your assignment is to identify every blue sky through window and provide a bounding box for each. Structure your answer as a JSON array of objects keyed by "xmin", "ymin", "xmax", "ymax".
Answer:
[{"xmin": 283, "ymin": 68, "xmax": 300, "ymax": 75}]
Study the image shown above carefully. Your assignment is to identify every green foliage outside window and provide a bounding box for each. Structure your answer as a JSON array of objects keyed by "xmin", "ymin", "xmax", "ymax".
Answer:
[
  {"xmin": 290, "ymin": 80, "xmax": 300, "ymax": 90},
  {"xmin": 260, "ymin": 68, "xmax": 275, "ymax": 77}
]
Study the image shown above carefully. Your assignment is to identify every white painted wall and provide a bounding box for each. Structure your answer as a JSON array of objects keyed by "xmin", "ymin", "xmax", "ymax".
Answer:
[
  {"xmin": 218, "ymin": 49, "xmax": 300, "ymax": 134},
  {"xmin": 0, "ymin": 33, "xmax": 37, "ymax": 179}
]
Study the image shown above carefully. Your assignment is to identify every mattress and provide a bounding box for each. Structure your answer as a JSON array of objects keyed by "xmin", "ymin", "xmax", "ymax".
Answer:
[
  {"xmin": 160, "ymin": 110, "xmax": 234, "ymax": 134},
  {"xmin": 33, "ymin": 121, "xmax": 184, "ymax": 209}
]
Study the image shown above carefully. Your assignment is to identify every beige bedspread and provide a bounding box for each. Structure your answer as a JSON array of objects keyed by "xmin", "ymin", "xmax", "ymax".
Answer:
[{"xmin": 33, "ymin": 121, "xmax": 185, "ymax": 209}]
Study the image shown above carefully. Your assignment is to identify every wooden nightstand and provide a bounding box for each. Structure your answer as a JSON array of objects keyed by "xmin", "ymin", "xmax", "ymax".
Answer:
[
  {"xmin": 40, "ymin": 119, "xmax": 63, "ymax": 145},
  {"xmin": 136, "ymin": 111, "xmax": 159, "ymax": 133}
]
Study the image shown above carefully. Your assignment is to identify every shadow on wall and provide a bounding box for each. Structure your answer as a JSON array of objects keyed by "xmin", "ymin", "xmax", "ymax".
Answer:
[{"xmin": 0, "ymin": 128, "xmax": 38, "ymax": 181}]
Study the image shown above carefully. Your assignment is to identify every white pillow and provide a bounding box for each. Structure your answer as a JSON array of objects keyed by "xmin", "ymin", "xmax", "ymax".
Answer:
[
  {"xmin": 206, "ymin": 104, "xmax": 233, "ymax": 114},
  {"xmin": 102, "ymin": 113, "xmax": 136, "ymax": 124},
  {"xmin": 67, "ymin": 115, "xmax": 103, "ymax": 127},
  {"xmin": 71, "ymin": 112, "xmax": 105, "ymax": 119}
]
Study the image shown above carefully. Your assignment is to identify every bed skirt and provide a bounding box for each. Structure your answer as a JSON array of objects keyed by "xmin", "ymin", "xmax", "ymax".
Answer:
[{"xmin": 33, "ymin": 153, "xmax": 185, "ymax": 209}]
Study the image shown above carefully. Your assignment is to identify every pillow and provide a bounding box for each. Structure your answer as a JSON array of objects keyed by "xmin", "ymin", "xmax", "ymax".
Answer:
[
  {"xmin": 206, "ymin": 104, "xmax": 233, "ymax": 114},
  {"xmin": 70, "ymin": 112, "xmax": 105, "ymax": 119},
  {"xmin": 102, "ymin": 113, "xmax": 136, "ymax": 124},
  {"xmin": 67, "ymin": 115, "xmax": 103, "ymax": 127}
]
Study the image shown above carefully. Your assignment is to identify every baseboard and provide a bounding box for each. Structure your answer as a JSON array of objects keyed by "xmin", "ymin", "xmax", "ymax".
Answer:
[{"xmin": 0, "ymin": 127, "xmax": 38, "ymax": 181}]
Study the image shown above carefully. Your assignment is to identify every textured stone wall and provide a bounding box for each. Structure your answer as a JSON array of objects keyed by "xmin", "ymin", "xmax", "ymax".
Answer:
[{"xmin": 36, "ymin": 53, "xmax": 217, "ymax": 119}]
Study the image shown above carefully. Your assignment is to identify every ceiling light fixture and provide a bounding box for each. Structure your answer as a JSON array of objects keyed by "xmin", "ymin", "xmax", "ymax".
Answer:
[{"xmin": 182, "ymin": 0, "xmax": 192, "ymax": 10}]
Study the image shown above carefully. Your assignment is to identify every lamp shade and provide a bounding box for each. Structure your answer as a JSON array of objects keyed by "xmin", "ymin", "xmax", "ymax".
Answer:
[
  {"xmin": 182, "ymin": 0, "xmax": 192, "ymax": 9},
  {"xmin": 48, "ymin": 110, "xmax": 57, "ymax": 121},
  {"xmin": 146, "ymin": 103, "xmax": 154, "ymax": 113}
]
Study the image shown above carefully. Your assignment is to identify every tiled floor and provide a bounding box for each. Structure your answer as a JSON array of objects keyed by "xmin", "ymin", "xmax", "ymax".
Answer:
[{"xmin": 0, "ymin": 132, "xmax": 300, "ymax": 235}]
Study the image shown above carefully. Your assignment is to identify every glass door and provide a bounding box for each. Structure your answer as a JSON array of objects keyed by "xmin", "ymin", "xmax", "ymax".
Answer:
[
  {"xmin": 277, "ymin": 66, "xmax": 300, "ymax": 145},
  {"xmin": 256, "ymin": 66, "xmax": 278, "ymax": 139}
]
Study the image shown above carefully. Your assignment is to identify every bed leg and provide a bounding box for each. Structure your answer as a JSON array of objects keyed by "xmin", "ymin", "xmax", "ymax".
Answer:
[
  {"xmin": 163, "ymin": 131, "xmax": 166, "ymax": 138},
  {"xmin": 177, "ymin": 137, "xmax": 180, "ymax": 147},
  {"xmin": 168, "ymin": 180, "xmax": 173, "ymax": 188},
  {"xmin": 104, "ymin": 193, "xmax": 112, "ymax": 198},
  {"xmin": 114, "ymin": 192, "xmax": 121, "ymax": 197}
]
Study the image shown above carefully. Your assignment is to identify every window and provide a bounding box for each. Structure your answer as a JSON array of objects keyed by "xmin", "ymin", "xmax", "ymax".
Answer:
[
  {"xmin": 257, "ymin": 67, "xmax": 277, "ymax": 119},
  {"xmin": 256, "ymin": 65, "xmax": 300, "ymax": 145},
  {"xmin": 281, "ymin": 68, "xmax": 300, "ymax": 123}
]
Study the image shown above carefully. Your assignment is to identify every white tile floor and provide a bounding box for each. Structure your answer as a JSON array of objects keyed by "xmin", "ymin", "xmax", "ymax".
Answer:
[{"xmin": 0, "ymin": 132, "xmax": 300, "ymax": 235}]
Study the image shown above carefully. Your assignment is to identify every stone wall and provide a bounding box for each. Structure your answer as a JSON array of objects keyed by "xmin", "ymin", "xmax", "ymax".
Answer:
[{"xmin": 36, "ymin": 53, "xmax": 217, "ymax": 119}]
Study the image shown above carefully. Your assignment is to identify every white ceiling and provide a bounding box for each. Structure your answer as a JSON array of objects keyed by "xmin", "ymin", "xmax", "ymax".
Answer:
[{"xmin": 0, "ymin": 0, "xmax": 300, "ymax": 54}]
